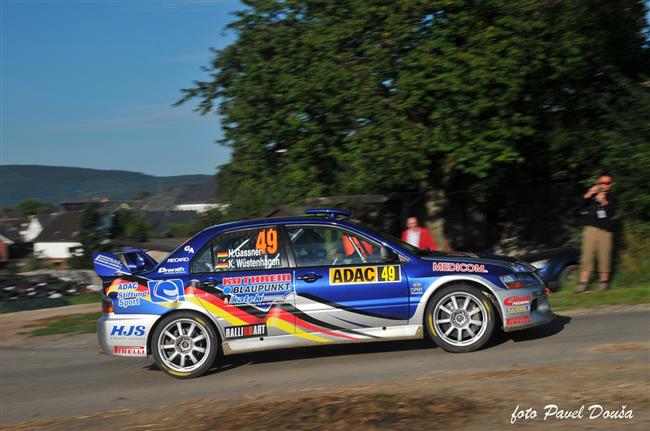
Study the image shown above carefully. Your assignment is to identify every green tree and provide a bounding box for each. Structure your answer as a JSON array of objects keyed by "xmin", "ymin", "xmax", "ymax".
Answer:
[
  {"xmin": 166, "ymin": 208, "xmax": 230, "ymax": 238},
  {"xmin": 110, "ymin": 208, "xmax": 133, "ymax": 239},
  {"xmin": 166, "ymin": 223, "xmax": 194, "ymax": 238},
  {"xmin": 125, "ymin": 216, "xmax": 153, "ymax": 242},
  {"xmin": 133, "ymin": 191, "xmax": 153, "ymax": 200},
  {"xmin": 70, "ymin": 203, "xmax": 108, "ymax": 269},
  {"xmin": 16, "ymin": 198, "xmax": 56, "ymax": 217},
  {"xmin": 110, "ymin": 209, "xmax": 154, "ymax": 242},
  {"xmin": 179, "ymin": 0, "xmax": 650, "ymax": 244}
]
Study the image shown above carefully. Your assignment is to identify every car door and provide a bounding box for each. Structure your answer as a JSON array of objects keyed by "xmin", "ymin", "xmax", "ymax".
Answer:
[
  {"xmin": 189, "ymin": 225, "xmax": 295, "ymax": 341},
  {"xmin": 286, "ymin": 224, "xmax": 409, "ymax": 332}
]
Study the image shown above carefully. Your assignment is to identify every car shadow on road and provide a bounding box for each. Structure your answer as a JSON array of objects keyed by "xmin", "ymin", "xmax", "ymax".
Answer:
[
  {"xmin": 142, "ymin": 339, "xmax": 434, "ymax": 377},
  {"xmin": 144, "ymin": 360, "xmax": 249, "ymax": 375},
  {"xmin": 487, "ymin": 314, "xmax": 571, "ymax": 348},
  {"xmin": 202, "ymin": 339, "xmax": 434, "ymax": 376}
]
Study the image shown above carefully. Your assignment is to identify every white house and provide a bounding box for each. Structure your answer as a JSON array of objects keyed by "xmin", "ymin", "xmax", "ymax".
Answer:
[
  {"xmin": 20, "ymin": 214, "xmax": 53, "ymax": 242},
  {"xmin": 173, "ymin": 203, "xmax": 228, "ymax": 213},
  {"xmin": 33, "ymin": 212, "xmax": 82, "ymax": 259}
]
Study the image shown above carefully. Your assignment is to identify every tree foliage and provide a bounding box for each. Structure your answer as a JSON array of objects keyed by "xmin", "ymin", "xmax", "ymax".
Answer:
[
  {"xmin": 70, "ymin": 203, "xmax": 109, "ymax": 269},
  {"xmin": 125, "ymin": 216, "xmax": 153, "ymax": 243},
  {"xmin": 110, "ymin": 208, "xmax": 153, "ymax": 242},
  {"xmin": 17, "ymin": 198, "xmax": 56, "ymax": 217},
  {"xmin": 167, "ymin": 208, "xmax": 229, "ymax": 238},
  {"xmin": 179, "ymin": 0, "xmax": 650, "ymax": 242}
]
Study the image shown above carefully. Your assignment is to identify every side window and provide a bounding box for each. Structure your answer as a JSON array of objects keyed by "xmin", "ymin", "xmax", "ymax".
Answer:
[
  {"xmin": 287, "ymin": 226, "xmax": 382, "ymax": 267},
  {"xmin": 191, "ymin": 245, "xmax": 214, "ymax": 273},
  {"xmin": 190, "ymin": 226, "xmax": 283, "ymax": 273}
]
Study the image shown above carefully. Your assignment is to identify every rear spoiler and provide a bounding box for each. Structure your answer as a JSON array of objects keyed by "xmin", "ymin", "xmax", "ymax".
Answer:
[{"xmin": 93, "ymin": 248, "xmax": 159, "ymax": 278}]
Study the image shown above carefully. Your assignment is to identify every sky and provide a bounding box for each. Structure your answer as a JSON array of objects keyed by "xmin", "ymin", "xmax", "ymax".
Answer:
[
  {"xmin": 2, "ymin": 1, "xmax": 649, "ymax": 178},
  {"xmin": 1, "ymin": 0, "xmax": 243, "ymax": 176}
]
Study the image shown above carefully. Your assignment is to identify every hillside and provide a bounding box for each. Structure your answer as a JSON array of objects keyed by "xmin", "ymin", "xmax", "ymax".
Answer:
[{"xmin": 0, "ymin": 165, "xmax": 213, "ymax": 206}]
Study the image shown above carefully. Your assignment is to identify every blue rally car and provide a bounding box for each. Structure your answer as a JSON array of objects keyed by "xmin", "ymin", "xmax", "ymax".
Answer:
[{"xmin": 93, "ymin": 209, "xmax": 553, "ymax": 378}]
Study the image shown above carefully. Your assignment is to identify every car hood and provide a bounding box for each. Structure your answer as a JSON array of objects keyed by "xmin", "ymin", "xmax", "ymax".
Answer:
[{"xmin": 522, "ymin": 247, "xmax": 580, "ymax": 263}]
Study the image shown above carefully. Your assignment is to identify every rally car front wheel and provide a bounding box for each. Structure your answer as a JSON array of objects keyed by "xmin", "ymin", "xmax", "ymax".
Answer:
[
  {"xmin": 151, "ymin": 312, "xmax": 218, "ymax": 379},
  {"xmin": 425, "ymin": 285, "xmax": 495, "ymax": 353}
]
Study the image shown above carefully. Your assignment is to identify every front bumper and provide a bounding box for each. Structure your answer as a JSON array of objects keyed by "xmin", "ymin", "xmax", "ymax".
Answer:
[
  {"xmin": 494, "ymin": 285, "xmax": 554, "ymax": 332},
  {"xmin": 97, "ymin": 313, "xmax": 159, "ymax": 357}
]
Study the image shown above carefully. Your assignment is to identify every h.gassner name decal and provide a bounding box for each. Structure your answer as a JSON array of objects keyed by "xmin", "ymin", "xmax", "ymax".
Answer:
[{"xmin": 431, "ymin": 262, "xmax": 488, "ymax": 273}]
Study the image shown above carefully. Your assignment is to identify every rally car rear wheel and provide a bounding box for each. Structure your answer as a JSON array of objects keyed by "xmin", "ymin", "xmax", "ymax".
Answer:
[
  {"xmin": 152, "ymin": 312, "xmax": 218, "ymax": 379},
  {"xmin": 425, "ymin": 285, "xmax": 495, "ymax": 353}
]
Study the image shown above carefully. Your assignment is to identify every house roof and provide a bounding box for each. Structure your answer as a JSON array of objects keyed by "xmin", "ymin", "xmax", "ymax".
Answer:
[
  {"xmin": 0, "ymin": 208, "xmax": 23, "ymax": 220},
  {"xmin": 142, "ymin": 211, "xmax": 198, "ymax": 237},
  {"xmin": 0, "ymin": 222, "xmax": 22, "ymax": 242},
  {"xmin": 0, "ymin": 234, "xmax": 15, "ymax": 245},
  {"xmin": 34, "ymin": 211, "xmax": 82, "ymax": 242},
  {"xmin": 113, "ymin": 238, "xmax": 185, "ymax": 253},
  {"xmin": 35, "ymin": 214, "xmax": 55, "ymax": 226},
  {"xmin": 59, "ymin": 200, "xmax": 116, "ymax": 212},
  {"xmin": 140, "ymin": 179, "xmax": 217, "ymax": 211}
]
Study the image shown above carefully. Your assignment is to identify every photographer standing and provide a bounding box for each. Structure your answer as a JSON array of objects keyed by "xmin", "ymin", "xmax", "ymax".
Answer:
[{"xmin": 577, "ymin": 174, "xmax": 617, "ymax": 292}]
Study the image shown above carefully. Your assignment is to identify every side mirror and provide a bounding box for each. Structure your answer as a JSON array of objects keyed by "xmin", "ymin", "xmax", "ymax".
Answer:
[{"xmin": 380, "ymin": 246, "xmax": 399, "ymax": 263}]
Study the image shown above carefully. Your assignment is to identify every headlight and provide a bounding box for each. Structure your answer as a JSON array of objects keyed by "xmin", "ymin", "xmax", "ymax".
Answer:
[
  {"xmin": 500, "ymin": 273, "xmax": 542, "ymax": 289},
  {"xmin": 531, "ymin": 259, "xmax": 549, "ymax": 270},
  {"xmin": 512, "ymin": 263, "xmax": 536, "ymax": 273}
]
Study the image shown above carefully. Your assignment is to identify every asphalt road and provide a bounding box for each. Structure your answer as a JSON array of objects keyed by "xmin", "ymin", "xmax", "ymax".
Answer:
[{"xmin": 1, "ymin": 307, "xmax": 649, "ymax": 425}]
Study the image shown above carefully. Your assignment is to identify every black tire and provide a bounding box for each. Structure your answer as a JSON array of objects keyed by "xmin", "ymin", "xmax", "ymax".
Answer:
[
  {"xmin": 151, "ymin": 311, "xmax": 218, "ymax": 379},
  {"xmin": 424, "ymin": 284, "xmax": 496, "ymax": 353},
  {"xmin": 557, "ymin": 264, "xmax": 579, "ymax": 291}
]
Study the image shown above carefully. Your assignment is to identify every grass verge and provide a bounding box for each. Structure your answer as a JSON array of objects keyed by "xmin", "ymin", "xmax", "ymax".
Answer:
[
  {"xmin": 67, "ymin": 292, "xmax": 101, "ymax": 305},
  {"xmin": 0, "ymin": 292, "xmax": 101, "ymax": 314},
  {"xmin": 29, "ymin": 312, "xmax": 101, "ymax": 337},
  {"xmin": 549, "ymin": 285, "xmax": 650, "ymax": 310}
]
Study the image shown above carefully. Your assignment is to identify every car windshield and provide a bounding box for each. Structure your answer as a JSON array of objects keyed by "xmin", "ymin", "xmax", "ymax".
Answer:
[{"xmin": 353, "ymin": 223, "xmax": 446, "ymax": 257}]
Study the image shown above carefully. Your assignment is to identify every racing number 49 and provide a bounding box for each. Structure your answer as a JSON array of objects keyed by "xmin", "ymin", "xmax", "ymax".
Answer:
[
  {"xmin": 256, "ymin": 228, "xmax": 278, "ymax": 254},
  {"xmin": 380, "ymin": 265, "xmax": 396, "ymax": 282}
]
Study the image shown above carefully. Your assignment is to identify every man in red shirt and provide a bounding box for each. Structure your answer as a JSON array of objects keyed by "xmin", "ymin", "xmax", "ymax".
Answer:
[{"xmin": 401, "ymin": 217, "xmax": 437, "ymax": 251}]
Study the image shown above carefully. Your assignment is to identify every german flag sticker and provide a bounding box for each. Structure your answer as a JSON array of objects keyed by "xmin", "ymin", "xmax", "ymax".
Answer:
[
  {"xmin": 216, "ymin": 251, "xmax": 228, "ymax": 259},
  {"xmin": 215, "ymin": 261, "xmax": 229, "ymax": 269}
]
